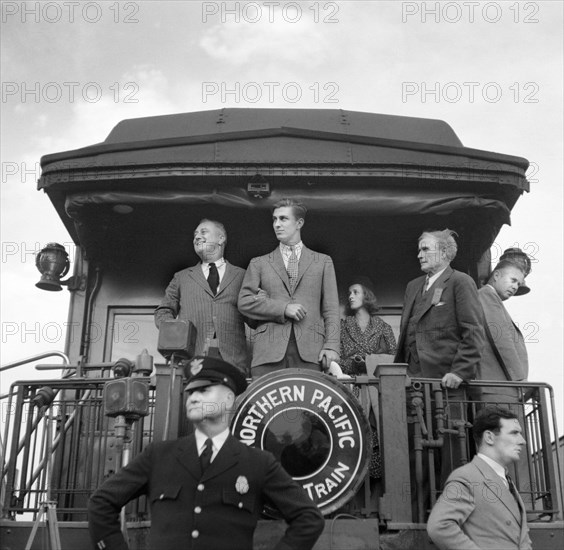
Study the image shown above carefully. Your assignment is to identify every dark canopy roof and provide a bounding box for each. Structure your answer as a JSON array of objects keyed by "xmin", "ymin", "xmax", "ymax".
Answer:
[{"xmin": 37, "ymin": 108, "xmax": 529, "ymax": 270}]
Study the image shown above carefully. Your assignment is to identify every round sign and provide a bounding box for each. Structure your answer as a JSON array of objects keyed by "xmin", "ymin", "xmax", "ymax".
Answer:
[{"xmin": 231, "ymin": 369, "xmax": 370, "ymax": 515}]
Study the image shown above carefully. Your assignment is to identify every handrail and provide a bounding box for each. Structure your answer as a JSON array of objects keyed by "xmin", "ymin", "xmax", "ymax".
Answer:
[
  {"xmin": 0, "ymin": 352, "xmax": 70, "ymax": 400},
  {"xmin": 0, "ymin": 351, "xmax": 69, "ymax": 372}
]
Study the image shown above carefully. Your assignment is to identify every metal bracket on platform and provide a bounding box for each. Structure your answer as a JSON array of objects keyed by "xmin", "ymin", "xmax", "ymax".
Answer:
[{"xmin": 25, "ymin": 501, "xmax": 61, "ymax": 550}]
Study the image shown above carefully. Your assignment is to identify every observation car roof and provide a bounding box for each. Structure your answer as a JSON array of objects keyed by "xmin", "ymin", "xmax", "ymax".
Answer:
[{"xmin": 37, "ymin": 108, "xmax": 529, "ymax": 270}]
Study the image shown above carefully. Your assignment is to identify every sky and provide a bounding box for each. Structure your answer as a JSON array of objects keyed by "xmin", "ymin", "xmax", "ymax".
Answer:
[{"xmin": 1, "ymin": 1, "xmax": 563, "ymax": 428}]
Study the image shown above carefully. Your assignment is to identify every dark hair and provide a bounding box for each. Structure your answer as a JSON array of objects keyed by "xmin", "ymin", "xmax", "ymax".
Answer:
[
  {"xmin": 345, "ymin": 284, "xmax": 380, "ymax": 316},
  {"xmin": 472, "ymin": 406, "xmax": 519, "ymax": 447},
  {"xmin": 272, "ymin": 198, "xmax": 307, "ymax": 221}
]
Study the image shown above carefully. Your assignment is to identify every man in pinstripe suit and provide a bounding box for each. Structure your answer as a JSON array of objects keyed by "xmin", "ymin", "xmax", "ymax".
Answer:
[{"xmin": 155, "ymin": 219, "xmax": 249, "ymax": 373}]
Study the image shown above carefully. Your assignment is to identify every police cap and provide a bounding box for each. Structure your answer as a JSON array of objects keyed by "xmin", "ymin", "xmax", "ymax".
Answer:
[{"xmin": 184, "ymin": 356, "xmax": 247, "ymax": 395}]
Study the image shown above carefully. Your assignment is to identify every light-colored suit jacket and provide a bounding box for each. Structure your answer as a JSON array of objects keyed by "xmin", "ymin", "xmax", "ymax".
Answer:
[
  {"xmin": 478, "ymin": 284, "xmax": 528, "ymax": 388},
  {"xmin": 427, "ymin": 456, "xmax": 532, "ymax": 550},
  {"xmin": 238, "ymin": 246, "xmax": 340, "ymax": 367},
  {"xmin": 395, "ymin": 266, "xmax": 485, "ymax": 381},
  {"xmin": 154, "ymin": 262, "xmax": 248, "ymax": 371}
]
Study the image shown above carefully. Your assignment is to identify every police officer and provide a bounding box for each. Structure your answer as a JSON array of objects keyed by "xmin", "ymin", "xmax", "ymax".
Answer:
[{"xmin": 88, "ymin": 357, "xmax": 324, "ymax": 550}]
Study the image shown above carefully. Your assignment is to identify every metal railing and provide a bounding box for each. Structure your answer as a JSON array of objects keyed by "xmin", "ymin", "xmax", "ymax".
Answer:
[
  {"xmin": 404, "ymin": 378, "xmax": 562, "ymax": 523},
  {"xmin": 1, "ymin": 379, "xmax": 155, "ymax": 521},
  {"xmin": 1, "ymin": 369, "xmax": 561, "ymax": 527}
]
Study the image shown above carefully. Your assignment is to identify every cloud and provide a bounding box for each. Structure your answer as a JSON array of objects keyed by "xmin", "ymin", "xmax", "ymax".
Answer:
[
  {"xmin": 199, "ymin": 15, "xmax": 330, "ymax": 67},
  {"xmin": 32, "ymin": 66, "xmax": 177, "ymax": 153}
]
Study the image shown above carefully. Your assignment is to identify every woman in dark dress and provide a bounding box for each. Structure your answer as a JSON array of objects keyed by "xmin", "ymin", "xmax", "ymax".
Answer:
[
  {"xmin": 339, "ymin": 278, "xmax": 397, "ymax": 479},
  {"xmin": 340, "ymin": 280, "xmax": 397, "ymax": 375}
]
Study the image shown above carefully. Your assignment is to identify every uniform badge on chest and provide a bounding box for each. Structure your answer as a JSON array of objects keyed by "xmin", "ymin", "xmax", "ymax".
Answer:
[{"xmin": 235, "ymin": 476, "xmax": 249, "ymax": 494}]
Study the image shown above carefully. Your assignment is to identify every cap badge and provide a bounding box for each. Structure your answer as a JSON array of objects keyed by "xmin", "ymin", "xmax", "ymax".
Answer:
[
  {"xmin": 235, "ymin": 475, "xmax": 249, "ymax": 495},
  {"xmin": 190, "ymin": 358, "xmax": 204, "ymax": 376}
]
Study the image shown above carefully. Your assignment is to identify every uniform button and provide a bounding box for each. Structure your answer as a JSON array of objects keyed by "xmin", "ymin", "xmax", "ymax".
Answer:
[
  {"xmin": 194, "ymin": 506, "xmax": 202, "ymax": 514},
  {"xmin": 192, "ymin": 530, "xmax": 199, "ymax": 538},
  {"xmin": 197, "ymin": 483, "xmax": 205, "ymax": 491},
  {"xmin": 159, "ymin": 493, "xmax": 165, "ymax": 500},
  {"xmin": 238, "ymin": 502, "xmax": 243, "ymax": 509}
]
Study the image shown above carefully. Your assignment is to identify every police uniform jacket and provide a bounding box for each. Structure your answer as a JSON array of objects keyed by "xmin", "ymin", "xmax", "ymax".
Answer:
[{"xmin": 88, "ymin": 434, "xmax": 324, "ymax": 550}]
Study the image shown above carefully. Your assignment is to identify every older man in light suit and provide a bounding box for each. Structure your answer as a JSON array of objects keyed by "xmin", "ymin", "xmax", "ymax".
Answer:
[
  {"xmin": 478, "ymin": 259, "xmax": 532, "ymax": 506},
  {"xmin": 238, "ymin": 198, "xmax": 340, "ymax": 378},
  {"xmin": 427, "ymin": 406, "xmax": 532, "ymax": 550},
  {"xmin": 478, "ymin": 260, "xmax": 529, "ymax": 401},
  {"xmin": 155, "ymin": 219, "xmax": 249, "ymax": 372}
]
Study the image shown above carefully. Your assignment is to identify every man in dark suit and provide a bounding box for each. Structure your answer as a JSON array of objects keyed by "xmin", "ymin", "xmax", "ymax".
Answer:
[
  {"xmin": 478, "ymin": 260, "xmax": 529, "ymax": 401},
  {"xmin": 88, "ymin": 356, "xmax": 324, "ymax": 550},
  {"xmin": 395, "ymin": 229, "xmax": 485, "ymax": 387},
  {"xmin": 427, "ymin": 406, "xmax": 532, "ymax": 550},
  {"xmin": 238, "ymin": 199, "xmax": 340, "ymax": 378},
  {"xmin": 155, "ymin": 219, "xmax": 249, "ymax": 372},
  {"xmin": 395, "ymin": 229, "xmax": 485, "ymax": 507}
]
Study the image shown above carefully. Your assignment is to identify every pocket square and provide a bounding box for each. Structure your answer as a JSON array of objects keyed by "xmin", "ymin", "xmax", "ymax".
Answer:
[
  {"xmin": 435, "ymin": 301, "xmax": 446, "ymax": 307},
  {"xmin": 431, "ymin": 287, "xmax": 444, "ymax": 305}
]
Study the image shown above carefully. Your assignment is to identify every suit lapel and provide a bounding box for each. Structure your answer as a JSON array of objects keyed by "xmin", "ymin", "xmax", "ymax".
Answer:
[
  {"xmin": 201, "ymin": 435, "xmax": 241, "ymax": 482},
  {"xmin": 484, "ymin": 480, "xmax": 522, "ymax": 524},
  {"xmin": 474, "ymin": 457, "xmax": 522, "ymax": 524},
  {"xmin": 174, "ymin": 435, "xmax": 202, "ymax": 481},
  {"xmin": 414, "ymin": 266, "xmax": 453, "ymax": 321},
  {"xmin": 294, "ymin": 246, "xmax": 314, "ymax": 289},
  {"xmin": 401, "ymin": 274, "xmax": 427, "ymax": 324},
  {"xmin": 399, "ymin": 279, "xmax": 422, "ymax": 337},
  {"xmin": 267, "ymin": 247, "xmax": 291, "ymax": 292},
  {"xmin": 188, "ymin": 264, "xmax": 214, "ymax": 297},
  {"xmin": 216, "ymin": 262, "xmax": 236, "ymax": 296}
]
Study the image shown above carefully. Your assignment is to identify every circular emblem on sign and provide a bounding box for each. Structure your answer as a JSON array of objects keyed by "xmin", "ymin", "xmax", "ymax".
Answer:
[{"xmin": 231, "ymin": 369, "xmax": 370, "ymax": 515}]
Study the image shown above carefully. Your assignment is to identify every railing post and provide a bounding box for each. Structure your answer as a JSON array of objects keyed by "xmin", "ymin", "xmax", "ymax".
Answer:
[
  {"xmin": 537, "ymin": 386, "xmax": 562, "ymax": 518},
  {"xmin": 376, "ymin": 364, "xmax": 412, "ymax": 524},
  {"xmin": 3, "ymin": 385, "xmax": 24, "ymax": 518},
  {"xmin": 153, "ymin": 365, "xmax": 183, "ymax": 441}
]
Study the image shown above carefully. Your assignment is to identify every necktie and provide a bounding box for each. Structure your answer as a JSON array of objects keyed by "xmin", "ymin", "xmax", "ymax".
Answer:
[
  {"xmin": 506, "ymin": 473, "xmax": 519, "ymax": 501},
  {"xmin": 287, "ymin": 246, "xmax": 298, "ymax": 291},
  {"xmin": 207, "ymin": 263, "xmax": 219, "ymax": 295},
  {"xmin": 423, "ymin": 275, "xmax": 430, "ymax": 294},
  {"xmin": 200, "ymin": 438, "xmax": 213, "ymax": 472}
]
